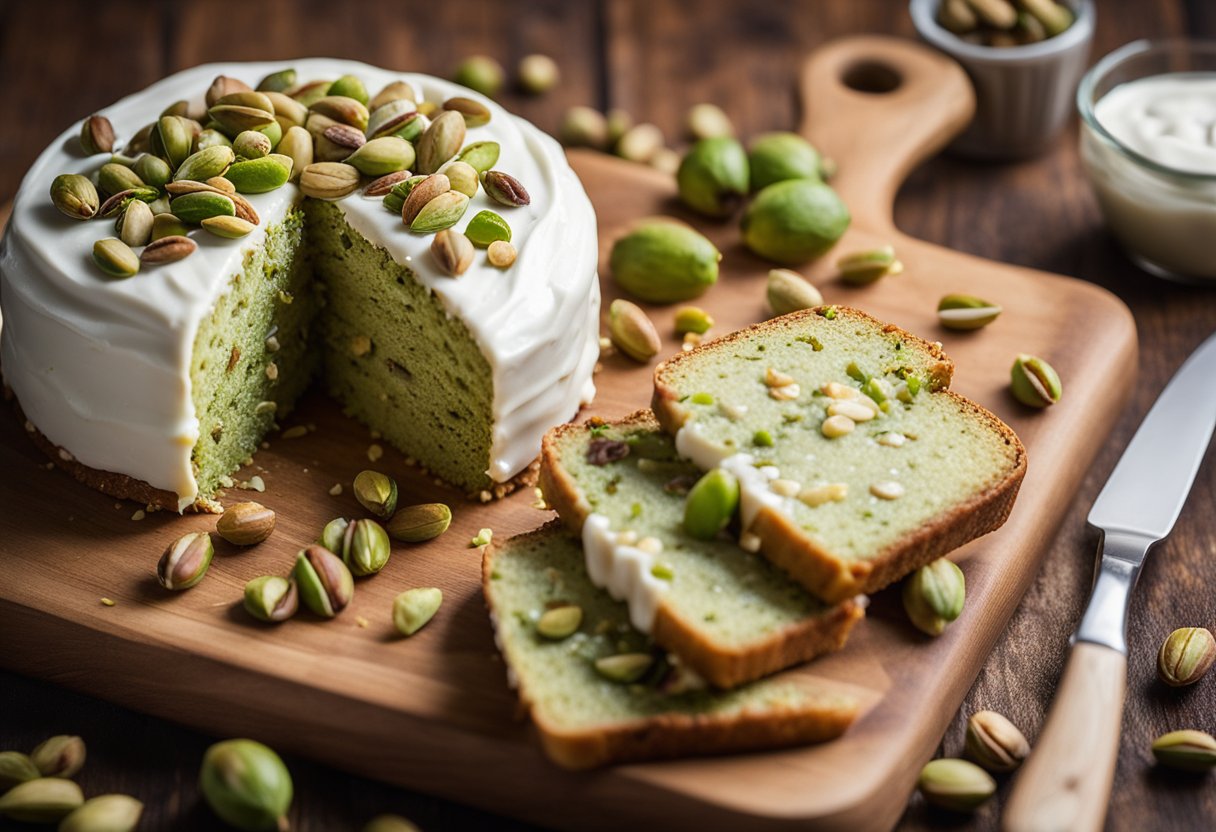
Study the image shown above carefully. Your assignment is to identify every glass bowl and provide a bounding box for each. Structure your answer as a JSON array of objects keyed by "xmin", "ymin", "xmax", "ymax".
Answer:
[{"xmin": 1078, "ymin": 39, "xmax": 1216, "ymax": 284}]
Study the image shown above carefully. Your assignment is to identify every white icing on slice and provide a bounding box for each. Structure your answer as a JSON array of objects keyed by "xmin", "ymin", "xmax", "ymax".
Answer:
[{"xmin": 581, "ymin": 513, "xmax": 671, "ymax": 633}]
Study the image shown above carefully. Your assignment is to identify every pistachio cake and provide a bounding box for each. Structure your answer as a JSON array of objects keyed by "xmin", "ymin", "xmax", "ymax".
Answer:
[
  {"xmin": 652, "ymin": 307, "xmax": 1026, "ymax": 603},
  {"xmin": 539, "ymin": 412, "xmax": 862, "ymax": 689},
  {"xmin": 482, "ymin": 523, "xmax": 860, "ymax": 769},
  {"xmin": 0, "ymin": 60, "xmax": 599, "ymax": 511}
]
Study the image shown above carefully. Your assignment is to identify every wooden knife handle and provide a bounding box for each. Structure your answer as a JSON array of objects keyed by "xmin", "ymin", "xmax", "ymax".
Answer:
[{"xmin": 1002, "ymin": 642, "xmax": 1127, "ymax": 832}]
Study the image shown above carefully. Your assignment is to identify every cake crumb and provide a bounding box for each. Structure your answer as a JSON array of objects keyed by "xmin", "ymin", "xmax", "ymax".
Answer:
[
  {"xmin": 470, "ymin": 528, "xmax": 493, "ymax": 548},
  {"xmin": 265, "ymin": 362, "xmax": 279, "ymax": 381},
  {"xmin": 479, "ymin": 490, "xmax": 492, "ymax": 503},
  {"xmin": 532, "ymin": 488, "xmax": 549, "ymax": 510},
  {"xmin": 356, "ymin": 616, "xmax": 370, "ymax": 629},
  {"xmin": 367, "ymin": 444, "xmax": 384, "ymax": 462},
  {"xmin": 23, "ymin": 420, "xmax": 34, "ymax": 432},
  {"xmin": 131, "ymin": 510, "xmax": 146, "ymax": 521},
  {"xmin": 100, "ymin": 597, "xmax": 116, "ymax": 607},
  {"xmin": 281, "ymin": 425, "xmax": 308, "ymax": 440},
  {"xmin": 241, "ymin": 475, "xmax": 266, "ymax": 492},
  {"xmin": 59, "ymin": 448, "xmax": 74, "ymax": 462},
  {"xmin": 329, "ymin": 483, "xmax": 343, "ymax": 496}
]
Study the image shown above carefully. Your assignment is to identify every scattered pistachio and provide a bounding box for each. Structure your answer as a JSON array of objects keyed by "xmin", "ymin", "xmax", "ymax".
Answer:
[
  {"xmin": 432, "ymin": 229, "xmax": 475, "ymax": 276},
  {"xmin": 256, "ymin": 68, "xmax": 298, "ymax": 93},
  {"xmin": 363, "ymin": 170, "xmax": 412, "ymax": 197},
  {"xmin": 199, "ymin": 739, "xmax": 292, "ymax": 832},
  {"xmin": 519, "ymin": 54, "xmax": 560, "ymax": 94},
  {"xmin": 537, "ymin": 605, "xmax": 583, "ymax": 640},
  {"xmin": 28, "ymin": 736, "xmax": 84, "ymax": 780},
  {"xmin": 650, "ymin": 148, "xmax": 681, "ymax": 176},
  {"xmin": 206, "ymin": 75, "xmax": 253, "ymax": 109},
  {"xmin": 299, "ymin": 162, "xmax": 361, "ymax": 200},
  {"xmin": 59, "ymin": 793, "xmax": 144, "ymax": 832},
  {"xmin": 98, "ymin": 162, "xmax": 146, "ymax": 197},
  {"xmin": 486, "ymin": 240, "xmax": 517, "ymax": 269},
  {"xmin": 482, "ymin": 170, "xmax": 531, "ymax": 207},
  {"xmin": 674, "ymin": 306, "xmax": 714, "ymax": 335},
  {"xmin": 401, "ymin": 173, "xmax": 451, "ymax": 225},
  {"xmin": 115, "ymin": 199, "xmax": 154, "ymax": 247},
  {"xmin": 1151, "ymin": 730, "xmax": 1216, "ymax": 771},
  {"xmin": 294, "ymin": 545, "xmax": 354, "ymax": 617},
  {"xmin": 1158, "ymin": 627, "xmax": 1216, "ymax": 687},
  {"xmin": 606, "ymin": 108, "xmax": 633, "ymax": 145},
  {"xmin": 443, "ymin": 96, "xmax": 492, "ymax": 128},
  {"xmin": 743, "ymin": 178, "xmax": 850, "ymax": 264},
  {"xmin": 938, "ymin": 294, "xmax": 1002, "ymax": 330},
  {"xmin": 202, "ymin": 215, "xmax": 256, "ymax": 239},
  {"xmin": 92, "ymin": 238, "xmax": 140, "ymax": 278},
  {"xmin": 837, "ymin": 245, "xmax": 901, "ymax": 285},
  {"xmin": 140, "ymin": 235, "xmax": 197, "ymax": 265},
  {"xmin": 559, "ymin": 106, "xmax": 609, "ymax": 149},
  {"xmin": 216, "ymin": 501, "xmax": 276, "ymax": 545},
  {"xmin": 453, "ymin": 55, "xmax": 505, "ymax": 97},
  {"xmin": 748, "ymin": 131, "xmax": 823, "ymax": 191},
  {"xmin": 277, "ymin": 126, "xmax": 313, "ymax": 182},
  {"xmin": 224, "ymin": 155, "xmax": 292, "ymax": 193},
  {"xmin": 939, "ymin": 0, "xmax": 1073, "ymax": 44},
  {"xmin": 80, "ymin": 114, "xmax": 116, "ymax": 155},
  {"xmin": 0, "ymin": 752, "xmax": 39, "ymax": 792},
  {"xmin": 686, "ymin": 102, "xmax": 735, "ymax": 141},
  {"xmin": 610, "ymin": 221, "xmax": 720, "ymax": 302},
  {"xmin": 903, "ymin": 558, "xmax": 966, "ymax": 636},
  {"xmin": 387, "ymin": 503, "xmax": 452, "ymax": 543},
  {"xmin": 455, "ymin": 140, "xmax": 500, "ymax": 174},
  {"xmin": 608, "ymin": 299, "xmax": 661, "ymax": 363},
  {"xmin": 353, "ymin": 470, "xmax": 398, "ymax": 518},
  {"xmin": 766, "ymin": 268, "xmax": 824, "ymax": 316},
  {"xmin": 50, "ymin": 174, "xmax": 99, "ymax": 220},
  {"xmin": 243, "ymin": 576, "xmax": 298, "ymax": 623},
  {"xmin": 344, "ymin": 518, "xmax": 393, "ymax": 577},
  {"xmin": 677, "ymin": 137, "xmax": 749, "ymax": 217},
  {"xmin": 464, "ymin": 209, "xmax": 511, "ymax": 248},
  {"xmin": 1010, "ymin": 354, "xmax": 1062, "ymax": 408},
  {"xmin": 329, "ymin": 74, "xmax": 369, "ymax": 105},
  {"xmin": 965, "ymin": 710, "xmax": 1030, "ymax": 773},
  {"xmin": 411, "ymin": 191, "xmax": 470, "ymax": 234},
  {"xmin": 156, "ymin": 531, "xmax": 214, "ymax": 590},
  {"xmin": 616, "ymin": 123, "xmax": 664, "ymax": 163},
  {"xmin": 348, "ymin": 136, "xmax": 415, "ymax": 176},
  {"xmin": 471, "ymin": 528, "xmax": 493, "ymax": 547},
  {"xmin": 393, "ymin": 587, "xmax": 443, "ymax": 636},
  {"xmin": 132, "ymin": 153, "xmax": 173, "ymax": 189},
  {"xmin": 594, "ymin": 653, "xmax": 653, "ymax": 683},
  {"xmin": 683, "ymin": 467, "xmax": 740, "ymax": 540},
  {"xmin": 0, "ymin": 778, "xmax": 84, "ymax": 823},
  {"xmin": 918, "ymin": 758, "xmax": 996, "ymax": 812},
  {"xmin": 171, "ymin": 190, "xmax": 236, "ymax": 223},
  {"xmin": 416, "ymin": 110, "xmax": 467, "ymax": 174}
]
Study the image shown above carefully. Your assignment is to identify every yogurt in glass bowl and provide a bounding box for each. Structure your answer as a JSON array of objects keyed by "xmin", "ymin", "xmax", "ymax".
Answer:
[{"xmin": 1079, "ymin": 39, "xmax": 1216, "ymax": 284}]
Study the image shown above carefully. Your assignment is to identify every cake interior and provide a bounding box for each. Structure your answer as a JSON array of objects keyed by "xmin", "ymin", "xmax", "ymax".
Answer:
[{"xmin": 188, "ymin": 200, "xmax": 497, "ymax": 501}]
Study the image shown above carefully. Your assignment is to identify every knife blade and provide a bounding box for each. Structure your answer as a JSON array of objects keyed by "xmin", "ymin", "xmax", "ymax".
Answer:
[{"xmin": 1004, "ymin": 330, "xmax": 1216, "ymax": 832}]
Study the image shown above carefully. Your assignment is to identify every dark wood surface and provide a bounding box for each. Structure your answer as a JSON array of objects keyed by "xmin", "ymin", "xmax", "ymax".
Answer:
[{"xmin": 0, "ymin": 1, "xmax": 1213, "ymax": 830}]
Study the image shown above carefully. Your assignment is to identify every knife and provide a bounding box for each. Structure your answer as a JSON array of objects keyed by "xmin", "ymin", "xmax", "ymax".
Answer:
[{"xmin": 1004, "ymin": 331, "xmax": 1216, "ymax": 832}]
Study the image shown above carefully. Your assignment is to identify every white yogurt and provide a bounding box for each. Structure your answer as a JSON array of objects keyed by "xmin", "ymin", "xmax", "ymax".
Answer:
[{"xmin": 1082, "ymin": 73, "xmax": 1216, "ymax": 280}]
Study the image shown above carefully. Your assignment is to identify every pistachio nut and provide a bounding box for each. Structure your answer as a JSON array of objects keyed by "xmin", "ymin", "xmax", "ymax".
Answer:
[
  {"xmin": 456, "ymin": 140, "xmax": 500, "ymax": 174},
  {"xmin": 518, "ymin": 53, "xmax": 559, "ymax": 94},
  {"xmin": 742, "ymin": 178, "xmax": 850, "ymax": 265},
  {"xmin": 322, "ymin": 122, "xmax": 366, "ymax": 152},
  {"xmin": 315, "ymin": 517, "xmax": 349, "ymax": 555},
  {"xmin": 194, "ymin": 128, "xmax": 231, "ymax": 153},
  {"xmin": 387, "ymin": 587, "xmax": 442, "ymax": 636},
  {"xmin": 370, "ymin": 80, "xmax": 418, "ymax": 111},
  {"xmin": 608, "ymin": 298, "xmax": 661, "ymax": 363},
  {"xmin": 109, "ymin": 152, "xmax": 142, "ymax": 168},
  {"xmin": 1157, "ymin": 626, "xmax": 1216, "ymax": 687},
  {"xmin": 443, "ymin": 96, "xmax": 492, "ymax": 128},
  {"xmin": 559, "ymin": 106, "xmax": 609, "ymax": 149},
  {"xmin": 363, "ymin": 814, "xmax": 422, "ymax": 832},
  {"xmin": 80, "ymin": 114, "xmax": 116, "ymax": 155},
  {"xmin": 243, "ymin": 576, "xmax": 299, "ymax": 624},
  {"xmin": 92, "ymin": 238, "xmax": 140, "ymax": 278},
  {"xmin": 140, "ymin": 235, "xmax": 198, "ymax": 265},
  {"xmin": 686, "ymin": 102, "xmax": 735, "ymax": 141},
  {"xmin": 233, "ymin": 130, "xmax": 273, "ymax": 159},
  {"xmin": 0, "ymin": 752, "xmax": 39, "ymax": 792},
  {"xmin": 537, "ymin": 604, "xmax": 583, "ymax": 640},
  {"xmin": 610, "ymin": 221, "xmax": 720, "ymax": 302},
  {"xmin": 453, "ymin": 55, "xmax": 504, "ymax": 97},
  {"xmin": 298, "ymin": 162, "xmax": 361, "ymax": 200},
  {"xmin": 199, "ymin": 739, "xmax": 292, "ymax": 832},
  {"xmin": 151, "ymin": 213, "xmax": 190, "ymax": 241},
  {"xmin": 748, "ymin": 131, "xmax": 823, "ymax": 191},
  {"xmin": 171, "ymin": 191, "xmax": 236, "ymax": 223},
  {"xmin": 59, "ymin": 793, "xmax": 144, "ymax": 832},
  {"xmin": 931, "ymin": 295, "xmax": 1001, "ymax": 333},
  {"xmin": 917, "ymin": 758, "xmax": 995, "ymax": 812},
  {"xmin": 766, "ymin": 268, "xmax": 824, "ymax": 316},
  {"xmin": 50, "ymin": 174, "xmax": 99, "ymax": 220},
  {"xmin": 683, "ymin": 467, "xmax": 740, "ymax": 540},
  {"xmin": 148, "ymin": 195, "xmax": 172, "ymax": 215},
  {"xmin": 173, "ymin": 145, "xmax": 236, "ymax": 182},
  {"xmin": 97, "ymin": 188, "xmax": 156, "ymax": 221},
  {"xmin": 132, "ymin": 153, "xmax": 173, "ymax": 189},
  {"xmin": 125, "ymin": 122, "xmax": 155, "ymax": 154},
  {"xmin": 291, "ymin": 79, "xmax": 334, "ymax": 108},
  {"xmin": 223, "ymin": 156, "xmax": 291, "ymax": 194},
  {"xmin": 366, "ymin": 99, "xmax": 418, "ymax": 139},
  {"xmin": 256, "ymin": 68, "xmax": 297, "ymax": 93},
  {"xmin": 347, "ymin": 136, "xmax": 415, "ymax": 176},
  {"xmin": 294, "ymin": 545, "xmax": 354, "ymax": 617},
  {"xmin": 616, "ymin": 123, "xmax": 665, "ymax": 164},
  {"xmin": 677, "ymin": 137, "xmax": 749, "ymax": 218},
  {"xmin": 309, "ymin": 95, "xmax": 370, "ymax": 131},
  {"xmin": 902, "ymin": 558, "xmax": 966, "ymax": 636},
  {"xmin": 153, "ymin": 115, "xmax": 195, "ymax": 169},
  {"xmin": 1151, "ymin": 729, "xmax": 1216, "ymax": 771},
  {"xmin": 437, "ymin": 160, "xmax": 477, "ymax": 198},
  {"xmin": 384, "ymin": 176, "xmax": 424, "ymax": 215},
  {"xmin": 363, "ymin": 170, "xmax": 412, "ymax": 197},
  {"xmin": 217, "ymin": 501, "xmax": 276, "ymax": 546},
  {"xmin": 410, "ymin": 191, "xmax": 470, "ymax": 234},
  {"xmin": 416, "ymin": 110, "xmax": 467, "ymax": 174},
  {"xmin": 838, "ymin": 245, "xmax": 902, "ymax": 286},
  {"xmin": 353, "ymin": 470, "xmax": 398, "ymax": 518},
  {"xmin": 482, "ymin": 170, "xmax": 531, "ymax": 207},
  {"xmin": 202, "ymin": 215, "xmax": 257, "ymax": 239},
  {"xmin": 276, "ymin": 126, "xmax": 313, "ymax": 182},
  {"xmin": 116, "ymin": 199, "xmax": 154, "ymax": 247},
  {"xmin": 0, "ymin": 778, "xmax": 84, "ymax": 823},
  {"xmin": 208, "ymin": 103, "xmax": 276, "ymax": 137},
  {"xmin": 156, "ymin": 531, "xmax": 214, "ymax": 590},
  {"xmin": 97, "ymin": 162, "xmax": 146, "ymax": 197},
  {"xmin": 606, "ymin": 108, "xmax": 633, "ymax": 145},
  {"xmin": 205, "ymin": 75, "xmax": 252, "ymax": 108},
  {"xmin": 594, "ymin": 652, "xmax": 653, "ymax": 683},
  {"xmin": 387, "ymin": 503, "xmax": 452, "ymax": 543},
  {"xmin": 328, "ymin": 74, "xmax": 369, "ymax": 105},
  {"xmin": 1010, "ymin": 354, "xmax": 1062, "ymax": 408},
  {"xmin": 965, "ymin": 710, "xmax": 1030, "ymax": 773},
  {"xmin": 431, "ymin": 229, "xmax": 475, "ymax": 276},
  {"xmin": 265, "ymin": 93, "xmax": 308, "ymax": 131},
  {"xmin": 390, "ymin": 112, "xmax": 430, "ymax": 144},
  {"xmin": 674, "ymin": 306, "xmax": 714, "ymax": 335},
  {"xmin": 486, "ymin": 240, "xmax": 517, "ymax": 269},
  {"xmin": 464, "ymin": 209, "xmax": 511, "ymax": 248},
  {"xmin": 256, "ymin": 118, "xmax": 283, "ymax": 151}
]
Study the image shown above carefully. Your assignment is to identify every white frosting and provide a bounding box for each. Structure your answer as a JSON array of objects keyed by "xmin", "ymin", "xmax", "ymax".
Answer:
[
  {"xmin": 1095, "ymin": 75, "xmax": 1216, "ymax": 174},
  {"xmin": 674, "ymin": 421, "xmax": 785, "ymax": 529},
  {"xmin": 581, "ymin": 513, "xmax": 671, "ymax": 633},
  {"xmin": 0, "ymin": 59, "xmax": 599, "ymax": 509}
]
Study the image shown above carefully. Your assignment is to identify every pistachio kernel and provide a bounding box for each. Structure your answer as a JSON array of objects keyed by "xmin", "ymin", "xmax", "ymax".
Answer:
[
  {"xmin": 393, "ymin": 587, "xmax": 443, "ymax": 636},
  {"xmin": 353, "ymin": 469, "xmax": 398, "ymax": 518},
  {"xmin": 92, "ymin": 238, "xmax": 140, "ymax": 278},
  {"xmin": 608, "ymin": 299, "xmax": 661, "ymax": 363},
  {"xmin": 486, "ymin": 240, "xmax": 517, "ymax": 269},
  {"xmin": 464, "ymin": 209, "xmax": 511, "ymax": 248},
  {"xmin": 938, "ymin": 294, "xmax": 1002, "ymax": 330},
  {"xmin": 1151, "ymin": 730, "xmax": 1216, "ymax": 771},
  {"xmin": 140, "ymin": 235, "xmax": 198, "ymax": 265},
  {"xmin": 216, "ymin": 501, "xmax": 276, "ymax": 545},
  {"xmin": 0, "ymin": 778, "xmax": 84, "ymax": 823},
  {"xmin": 243, "ymin": 575, "xmax": 299, "ymax": 623},
  {"xmin": 29, "ymin": 735, "xmax": 86, "ymax": 779},
  {"xmin": 1010, "ymin": 354, "xmax": 1062, "ymax": 408},
  {"xmin": 443, "ymin": 96, "xmax": 492, "ymax": 127},
  {"xmin": 58, "ymin": 793, "xmax": 144, "ymax": 832},
  {"xmin": 223, "ymin": 155, "xmax": 292, "ymax": 194},
  {"xmin": 387, "ymin": 503, "xmax": 453, "ymax": 543},
  {"xmin": 902, "ymin": 558, "xmax": 965, "ymax": 636},
  {"xmin": 328, "ymin": 74, "xmax": 370, "ymax": 106},
  {"xmin": 456, "ymin": 140, "xmax": 501, "ymax": 173},
  {"xmin": 0, "ymin": 752, "xmax": 39, "ymax": 792},
  {"xmin": 156, "ymin": 531, "xmax": 215, "ymax": 590},
  {"xmin": 199, "ymin": 739, "xmax": 292, "ymax": 832},
  {"xmin": 537, "ymin": 605, "xmax": 583, "ymax": 640},
  {"xmin": 837, "ymin": 245, "xmax": 901, "ymax": 286},
  {"xmin": 256, "ymin": 68, "xmax": 298, "ymax": 93},
  {"xmin": 482, "ymin": 170, "xmax": 531, "ymax": 207},
  {"xmin": 918, "ymin": 758, "xmax": 996, "ymax": 812},
  {"xmin": 294, "ymin": 544, "xmax": 354, "ymax": 617},
  {"xmin": 674, "ymin": 306, "xmax": 714, "ymax": 335},
  {"xmin": 594, "ymin": 652, "xmax": 653, "ymax": 683},
  {"xmin": 519, "ymin": 54, "xmax": 560, "ymax": 94},
  {"xmin": 439, "ymin": 160, "xmax": 479, "ymax": 198},
  {"xmin": 965, "ymin": 710, "xmax": 1030, "ymax": 773},
  {"xmin": 452, "ymin": 55, "xmax": 505, "ymax": 97}
]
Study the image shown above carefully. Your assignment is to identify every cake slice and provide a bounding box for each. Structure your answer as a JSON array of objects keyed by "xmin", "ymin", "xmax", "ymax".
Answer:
[
  {"xmin": 482, "ymin": 523, "xmax": 860, "ymax": 770},
  {"xmin": 539, "ymin": 412, "xmax": 862, "ymax": 689},
  {"xmin": 652, "ymin": 307, "xmax": 1026, "ymax": 604}
]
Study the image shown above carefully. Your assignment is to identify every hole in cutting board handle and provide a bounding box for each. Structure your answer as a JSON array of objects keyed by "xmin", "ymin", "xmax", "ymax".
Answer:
[{"xmin": 840, "ymin": 60, "xmax": 903, "ymax": 94}]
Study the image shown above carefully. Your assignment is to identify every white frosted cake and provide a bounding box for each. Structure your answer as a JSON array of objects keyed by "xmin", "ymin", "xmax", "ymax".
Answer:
[{"xmin": 0, "ymin": 59, "xmax": 599, "ymax": 511}]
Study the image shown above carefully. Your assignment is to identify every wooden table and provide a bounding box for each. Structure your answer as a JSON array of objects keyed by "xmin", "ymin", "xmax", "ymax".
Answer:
[{"xmin": 1, "ymin": 1, "xmax": 1213, "ymax": 829}]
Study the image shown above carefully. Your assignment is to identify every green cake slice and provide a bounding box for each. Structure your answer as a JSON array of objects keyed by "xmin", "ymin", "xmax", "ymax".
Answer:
[
  {"xmin": 482, "ymin": 523, "xmax": 860, "ymax": 770},
  {"xmin": 652, "ymin": 307, "xmax": 1026, "ymax": 604},
  {"xmin": 539, "ymin": 412, "xmax": 862, "ymax": 689}
]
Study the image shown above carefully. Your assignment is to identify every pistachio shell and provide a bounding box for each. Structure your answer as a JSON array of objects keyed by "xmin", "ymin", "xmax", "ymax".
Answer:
[
  {"xmin": 370, "ymin": 81, "xmax": 418, "ymax": 111},
  {"xmin": 171, "ymin": 191, "xmax": 236, "ymax": 223},
  {"xmin": 80, "ymin": 114, "xmax": 116, "ymax": 155},
  {"xmin": 401, "ymin": 174, "xmax": 451, "ymax": 225},
  {"xmin": 353, "ymin": 470, "xmax": 398, "ymax": 518},
  {"xmin": 97, "ymin": 162, "xmax": 145, "ymax": 197},
  {"xmin": 409, "ymin": 191, "xmax": 470, "ymax": 234},
  {"xmin": 918, "ymin": 758, "xmax": 995, "ymax": 812},
  {"xmin": 309, "ymin": 95, "xmax": 370, "ymax": 131},
  {"xmin": 1010, "ymin": 354, "xmax": 1062, "ymax": 408},
  {"xmin": 903, "ymin": 558, "xmax": 966, "ymax": 636},
  {"xmin": 346, "ymin": 136, "xmax": 415, "ymax": 176},
  {"xmin": 199, "ymin": 739, "xmax": 292, "ymax": 831},
  {"xmin": 439, "ymin": 160, "xmax": 479, "ymax": 197},
  {"xmin": 208, "ymin": 104, "xmax": 276, "ymax": 136},
  {"xmin": 0, "ymin": 778, "xmax": 83, "ymax": 823},
  {"xmin": 116, "ymin": 199, "xmax": 154, "ymax": 247},
  {"xmin": 156, "ymin": 531, "xmax": 214, "ymax": 590},
  {"xmin": 150, "ymin": 213, "xmax": 189, "ymax": 241},
  {"xmin": 153, "ymin": 115, "xmax": 194, "ymax": 168},
  {"xmin": 140, "ymin": 235, "xmax": 198, "ymax": 265},
  {"xmin": 28, "ymin": 736, "xmax": 86, "ymax": 781},
  {"xmin": 328, "ymin": 74, "xmax": 369, "ymax": 105},
  {"xmin": 443, "ymin": 96, "xmax": 492, "ymax": 127},
  {"xmin": 256, "ymin": 68, "xmax": 297, "ymax": 93},
  {"xmin": 205, "ymin": 75, "xmax": 252, "ymax": 108},
  {"xmin": 683, "ymin": 467, "xmax": 739, "ymax": 539},
  {"xmin": 416, "ymin": 110, "xmax": 466, "ymax": 174},
  {"xmin": 386, "ymin": 503, "xmax": 452, "ymax": 543},
  {"xmin": 452, "ymin": 55, "xmax": 504, "ymax": 97},
  {"xmin": 294, "ymin": 545, "xmax": 353, "ymax": 617},
  {"xmin": 277, "ymin": 125, "xmax": 313, "ymax": 182},
  {"xmin": 243, "ymin": 576, "xmax": 298, "ymax": 623},
  {"xmin": 594, "ymin": 653, "xmax": 653, "ymax": 683},
  {"xmin": 92, "ymin": 238, "xmax": 140, "ymax": 278},
  {"xmin": 49, "ymin": 174, "xmax": 99, "ymax": 220},
  {"xmin": 431, "ymin": 229, "xmax": 475, "ymax": 276},
  {"xmin": 173, "ymin": 145, "xmax": 236, "ymax": 182},
  {"xmin": 223, "ymin": 156, "xmax": 291, "ymax": 193},
  {"xmin": 132, "ymin": 153, "xmax": 173, "ymax": 189},
  {"xmin": 298, "ymin": 162, "xmax": 360, "ymax": 200},
  {"xmin": 201, "ymin": 215, "xmax": 256, "ymax": 239}
]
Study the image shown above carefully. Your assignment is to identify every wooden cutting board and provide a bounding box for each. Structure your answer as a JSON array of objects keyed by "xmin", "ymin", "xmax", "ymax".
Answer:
[{"xmin": 0, "ymin": 37, "xmax": 1136, "ymax": 832}]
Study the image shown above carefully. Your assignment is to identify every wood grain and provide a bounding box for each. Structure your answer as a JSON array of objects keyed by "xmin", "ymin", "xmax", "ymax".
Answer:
[{"xmin": 0, "ymin": 1, "xmax": 1214, "ymax": 831}]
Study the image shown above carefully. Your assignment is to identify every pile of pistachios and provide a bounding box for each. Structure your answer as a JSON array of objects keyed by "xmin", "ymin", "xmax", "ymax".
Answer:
[
  {"xmin": 937, "ymin": 0, "xmax": 1075, "ymax": 47},
  {"xmin": 54, "ymin": 67, "xmax": 532, "ymax": 280},
  {"xmin": 154, "ymin": 473, "xmax": 451, "ymax": 637}
]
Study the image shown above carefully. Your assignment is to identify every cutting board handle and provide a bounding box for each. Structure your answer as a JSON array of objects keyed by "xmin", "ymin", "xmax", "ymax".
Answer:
[{"xmin": 799, "ymin": 35, "xmax": 975, "ymax": 237}]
